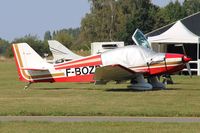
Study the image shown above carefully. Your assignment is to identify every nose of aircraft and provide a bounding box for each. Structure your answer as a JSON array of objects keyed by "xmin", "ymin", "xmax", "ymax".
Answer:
[{"xmin": 182, "ymin": 56, "xmax": 192, "ymax": 63}]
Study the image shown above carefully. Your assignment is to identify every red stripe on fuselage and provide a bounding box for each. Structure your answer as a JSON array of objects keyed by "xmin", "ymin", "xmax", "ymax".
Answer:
[
  {"xmin": 55, "ymin": 55, "xmax": 102, "ymax": 70},
  {"xmin": 165, "ymin": 53, "xmax": 183, "ymax": 58}
]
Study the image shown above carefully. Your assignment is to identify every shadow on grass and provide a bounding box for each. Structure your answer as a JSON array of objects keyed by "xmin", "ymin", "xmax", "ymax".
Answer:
[
  {"xmin": 165, "ymin": 87, "xmax": 200, "ymax": 91},
  {"xmin": 32, "ymin": 86, "xmax": 181, "ymax": 92},
  {"xmin": 33, "ymin": 87, "xmax": 73, "ymax": 90},
  {"xmin": 164, "ymin": 88, "xmax": 179, "ymax": 90},
  {"xmin": 106, "ymin": 87, "xmax": 184, "ymax": 92},
  {"xmin": 33, "ymin": 87, "xmax": 100, "ymax": 91},
  {"xmin": 106, "ymin": 88, "xmax": 143, "ymax": 92}
]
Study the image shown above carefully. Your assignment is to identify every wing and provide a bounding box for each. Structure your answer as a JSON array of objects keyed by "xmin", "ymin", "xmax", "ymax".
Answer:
[{"xmin": 94, "ymin": 64, "xmax": 139, "ymax": 84}]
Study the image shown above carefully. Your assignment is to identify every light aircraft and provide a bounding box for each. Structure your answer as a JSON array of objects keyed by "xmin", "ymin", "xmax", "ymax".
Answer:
[{"xmin": 12, "ymin": 30, "xmax": 191, "ymax": 90}]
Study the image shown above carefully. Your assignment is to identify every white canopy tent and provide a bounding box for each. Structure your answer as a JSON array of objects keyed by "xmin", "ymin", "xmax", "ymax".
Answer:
[{"xmin": 148, "ymin": 21, "xmax": 200, "ymax": 75}]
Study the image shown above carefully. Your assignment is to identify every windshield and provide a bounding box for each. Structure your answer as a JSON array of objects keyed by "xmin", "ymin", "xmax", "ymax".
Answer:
[{"xmin": 132, "ymin": 29, "xmax": 151, "ymax": 49}]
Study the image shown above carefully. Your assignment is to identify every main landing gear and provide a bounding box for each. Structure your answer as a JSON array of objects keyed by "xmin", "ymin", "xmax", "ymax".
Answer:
[
  {"xmin": 128, "ymin": 75, "xmax": 153, "ymax": 91},
  {"xmin": 128, "ymin": 75, "xmax": 165, "ymax": 91}
]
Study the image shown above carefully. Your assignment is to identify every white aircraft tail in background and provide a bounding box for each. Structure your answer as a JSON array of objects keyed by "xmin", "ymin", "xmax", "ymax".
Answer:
[{"xmin": 48, "ymin": 40, "xmax": 83, "ymax": 61}]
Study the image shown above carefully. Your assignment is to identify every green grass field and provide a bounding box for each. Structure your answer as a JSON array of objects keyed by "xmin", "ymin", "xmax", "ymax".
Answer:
[
  {"xmin": 0, "ymin": 60, "xmax": 200, "ymax": 117},
  {"xmin": 0, "ymin": 122, "xmax": 200, "ymax": 133}
]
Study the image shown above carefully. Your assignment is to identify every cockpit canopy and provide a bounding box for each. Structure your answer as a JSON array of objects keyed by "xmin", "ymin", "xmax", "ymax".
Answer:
[
  {"xmin": 101, "ymin": 45, "xmax": 165, "ymax": 67},
  {"xmin": 132, "ymin": 29, "xmax": 151, "ymax": 49}
]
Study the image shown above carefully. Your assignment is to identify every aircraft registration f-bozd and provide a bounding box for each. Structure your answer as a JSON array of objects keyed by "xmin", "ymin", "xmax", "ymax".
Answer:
[{"xmin": 12, "ymin": 30, "xmax": 191, "ymax": 90}]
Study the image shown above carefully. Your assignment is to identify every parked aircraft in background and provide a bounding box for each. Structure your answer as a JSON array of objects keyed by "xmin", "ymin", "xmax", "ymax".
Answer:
[{"xmin": 48, "ymin": 40, "xmax": 83, "ymax": 62}]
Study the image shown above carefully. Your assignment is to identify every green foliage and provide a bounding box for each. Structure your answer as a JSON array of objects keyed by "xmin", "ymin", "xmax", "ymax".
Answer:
[
  {"xmin": 119, "ymin": 0, "xmax": 159, "ymax": 45},
  {"xmin": 81, "ymin": 0, "xmax": 190, "ymax": 46},
  {"xmin": 52, "ymin": 30, "xmax": 73, "ymax": 48},
  {"xmin": 65, "ymin": 28, "xmax": 80, "ymax": 38},
  {"xmin": 183, "ymin": 0, "xmax": 200, "ymax": 15},
  {"xmin": 51, "ymin": 28, "xmax": 80, "ymax": 49},
  {"xmin": 160, "ymin": 0, "xmax": 186, "ymax": 23},
  {"xmin": 44, "ymin": 31, "xmax": 52, "ymax": 41},
  {"xmin": 0, "ymin": 38, "xmax": 9, "ymax": 56},
  {"xmin": 11, "ymin": 35, "xmax": 49, "ymax": 57}
]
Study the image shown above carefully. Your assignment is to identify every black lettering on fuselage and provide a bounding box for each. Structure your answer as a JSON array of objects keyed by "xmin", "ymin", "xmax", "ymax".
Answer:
[
  {"xmin": 75, "ymin": 68, "xmax": 81, "ymax": 75},
  {"xmin": 89, "ymin": 66, "xmax": 94, "ymax": 74},
  {"xmin": 65, "ymin": 65, "xmax": 101, "ymax": 77},
  {"xmin": 66, "ymin": 69, "xmax": 71, "ymax": 77},
  {"xmin": 82, "ymin": 67, "xmax": 89, "ymax": 75}
]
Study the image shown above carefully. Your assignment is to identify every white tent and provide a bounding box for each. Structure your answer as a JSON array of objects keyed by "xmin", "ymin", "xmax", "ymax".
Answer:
[
  {"xmin": 148, "ymin": 20, "xmax": 200, "ymax": 75},
  {"xmin": 148, "ymin": 21, "xmax": 199, "ymax": 43}
]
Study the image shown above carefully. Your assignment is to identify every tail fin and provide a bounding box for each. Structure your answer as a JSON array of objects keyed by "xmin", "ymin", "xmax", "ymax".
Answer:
[
  {"xmin": 48, "ymin": 40, "xmax": 83, "ymax": 61},
  {"xmin": 12, "ymin": 43, "xmax": 52, "ymax": 82}
]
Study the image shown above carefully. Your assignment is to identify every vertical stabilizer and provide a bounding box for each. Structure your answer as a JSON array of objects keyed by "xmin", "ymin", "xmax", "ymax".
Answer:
[{"xmin": 12, "ymin": 43, "xmax": 52, "ymax": 82}]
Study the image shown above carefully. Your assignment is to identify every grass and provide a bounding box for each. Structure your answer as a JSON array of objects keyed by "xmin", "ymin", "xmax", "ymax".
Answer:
[
  {"xmin": 0, "ymin": 122, "xmax": 200, "ymax": 133},
  {"xmin": 0, "ymin": 60, "xmax": 200, "ymax": 116}
]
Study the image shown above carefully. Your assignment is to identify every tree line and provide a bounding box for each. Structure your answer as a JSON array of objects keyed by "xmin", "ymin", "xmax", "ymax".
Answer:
[{"xmin": 0, "ymin": 0, "xmax": 200, "ymax": 57}]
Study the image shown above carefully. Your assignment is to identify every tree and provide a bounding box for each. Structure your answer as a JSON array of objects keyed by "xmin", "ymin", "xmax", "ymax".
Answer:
[
  {"xmin": 44, "ymin": 31, "xmax": 52, "ymax": 41},
  {"xmin": 11, "ymin": 35, "xmax": 49, "ymax": 57},
  {"xmin": 79, "ymin": 0, "xmax": 162, "ymax": 45},
  {"xmin": 81, "ymin": 0, "xmax": 127, "ymax": 45},
  {"xmin": 0, "ymin": 38, "xmax": 9, "ymax": 56},
  {"xmin": 183, "ymin": 0, "xmax": 200, "ymax": 16},
  {"xmin": 65, "ymin": 28, "xmax": 80, "ymax": 38},
  {"xmin": 117, "ymin": 0, "xmax": 159, "ymax": 44},
  {"xmin": 53, "ymin": 30, "xmax": 73, "ymax": 48},
  {"xmin": 159, "ymin": 0, "xmax": 185, "ymax": 23}
]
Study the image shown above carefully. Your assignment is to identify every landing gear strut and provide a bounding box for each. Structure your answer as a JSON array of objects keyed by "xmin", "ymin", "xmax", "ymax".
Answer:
[
  {"xmin": 162, "ymin": 74, "xmax": 173, "ymax": 84},
  {"xmin": 24, "ymin": 82, "xmax": 32, "ymax": 89}
]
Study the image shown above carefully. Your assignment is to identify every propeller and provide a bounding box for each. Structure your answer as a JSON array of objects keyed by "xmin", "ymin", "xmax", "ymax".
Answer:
[
  {"xmin": 180, "ymin": 44, "xmax": 192, "ymax": 77},
  {"xmin": 186, "ymin": 62, "xmax": 192, "ymax": 78}
]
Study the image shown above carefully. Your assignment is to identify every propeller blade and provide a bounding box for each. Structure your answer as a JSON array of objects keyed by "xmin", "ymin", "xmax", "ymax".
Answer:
[
  {"xmin": 186, "ymin": 63, "xmax": 192, "ymax": 78},
  {"xmin": 180, "ymin": 44, "xmax": 192, "ymax": 78}
]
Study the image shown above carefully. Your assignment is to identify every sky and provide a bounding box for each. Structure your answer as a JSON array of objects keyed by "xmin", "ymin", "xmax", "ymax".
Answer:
[
  {"xmin": 0, "ymin": 0, "xmax": 184, "ymax": 41},
  {"xmin": 152, "ymin": 0, "xmax": 184, "ymax": 7}
]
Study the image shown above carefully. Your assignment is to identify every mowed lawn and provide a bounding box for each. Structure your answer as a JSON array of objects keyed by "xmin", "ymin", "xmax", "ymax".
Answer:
[
  {"xmin": 0, "ymin": 60, "xmax": 200, "ymax": 116},
  {"xmin": 1, "ymin": 122, "xmax": 200, "ymax": 133}
]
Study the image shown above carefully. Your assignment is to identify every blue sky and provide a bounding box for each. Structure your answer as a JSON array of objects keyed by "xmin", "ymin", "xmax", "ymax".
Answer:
[
  {"xmin": 0, "ymin": 0, "xmax": 184, "ymax": 41},
  {"xmin": 152, "ymin": 0, "xmax": 184, "ymax": 7}
]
